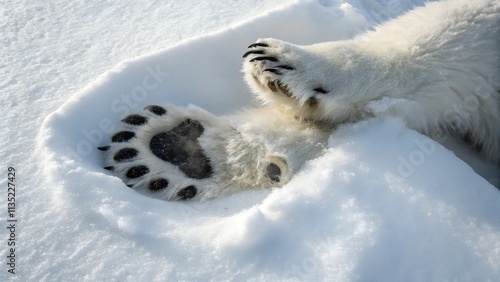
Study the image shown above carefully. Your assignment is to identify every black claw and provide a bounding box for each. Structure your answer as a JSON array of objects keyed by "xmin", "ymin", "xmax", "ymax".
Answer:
[
  {"xmin": 113, "ymin": 148, "xmax": 139, "ymax": 162},
  {"xmin": 148, "ymin": 178, "xmax": 169, "ymax": 191},
  {"xmin": 248, "ymin": 43, "xmax": 269, "ymax": 48},
  {"xmin": 144, "ymin": 105, "xmax": 167, "ymax": 116},
  {"xmin": 122, "ymin": 114, "xmax": 148, "ymax": 126},
  {"xmin": 277, "ymin": 65, "xmax": 295, "ymax": 70},
  {"xmin": 104, "ymin": 166, "xmax": 114, "ymax": 171},
  {"xmin": 126, "ymin": 165, "xmax": 149, "ymax": 179},
  {"xmin": 250, "ymin": 56, "xmax": 278, "ymax": 63},
  {"xmin": 177, "ymin": 185, "xmax": 197, "ymax": 200},
  {"xmin": 127, "ymin": 184, "xmax": 134, "ymax": 188},
  {"xmin": 97, "ymin": 146, "xmax": 110, "ymax": 151},
  {"xmin": 263, "ymin": 69, "xmax": 282, "ymax": 75},
  {"xmin": 313, "ymin": 87, "xmax": 329, "ymax": 94},
  {"xmin": 243, "ymin": 50, "xmax": 265, "ymax": 58},
  {"xmin": 112, "ymin": 131, "xmax": 135, "ymax": 143}
]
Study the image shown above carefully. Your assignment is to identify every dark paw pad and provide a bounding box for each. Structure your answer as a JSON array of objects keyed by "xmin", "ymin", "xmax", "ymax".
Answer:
[
  {"xmin": 122, "ymin": 114, "xmax": 148, "ymax": 126},
  {"xmin": 112, "ymin": 131, "xmax": 135, "ymax": 142},
  {"xmin": 148, "ymin": 178, "xmax": 169, "ymax": 191},
  {"xmin": 144, "ymin": 105, "xmax": 167, "ymax": 116},
  {"xmin": 149, "ymin": 119, "xmax": 213, "ymax": 179},
  {"xmin": 177, "ymin": 185, "xmax": 197, "ymax": 200},
  {"xmin": 126, "ymin": 165, "xmax": 149, "ymax": 179},
  {"xmin": 266, "ymin": 163, "xmax": 281, "ymax": 183},
  {"xmin": 114, "ymin": 148, "xmax": 139, "ymax": 162},
  {"xmin": 175, "ymin": 119, "xmax": 204, "ymax": 137}
]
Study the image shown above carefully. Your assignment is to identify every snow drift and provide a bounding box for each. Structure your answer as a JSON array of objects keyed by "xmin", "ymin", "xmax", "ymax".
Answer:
[{"xmin": 24, "ymin": 0, "xmax": 500, "ymax": 280}]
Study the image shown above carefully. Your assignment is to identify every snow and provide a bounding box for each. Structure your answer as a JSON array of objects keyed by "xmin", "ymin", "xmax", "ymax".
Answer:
[{"xmin": 2, "ymin": 0, "xmax": 499, "ymax": 281}]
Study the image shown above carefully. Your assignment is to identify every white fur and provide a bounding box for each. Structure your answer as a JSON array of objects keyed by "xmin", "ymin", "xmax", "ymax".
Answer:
[
  {"xmin": 105, "ymin": 0, "xmax": 499, "ymax": 201},
  {"xmin": 104, "ymin": 104, "xmax": 328, "ymax": 201},
  {"xmin": 244, "ymin": 0, "xmax": 499, "ymax": 163}
]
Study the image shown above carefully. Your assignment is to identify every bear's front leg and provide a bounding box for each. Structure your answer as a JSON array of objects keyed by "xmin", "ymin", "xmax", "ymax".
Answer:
[{"xmin": 242, "ymin": 38, "xmax": 390, "ymax": 124}]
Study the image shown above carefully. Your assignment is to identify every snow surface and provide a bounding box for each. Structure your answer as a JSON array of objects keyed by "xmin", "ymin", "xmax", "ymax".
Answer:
[{"xmin": 2, "ymin": 0, "xmax": 499, "ymax": 281}]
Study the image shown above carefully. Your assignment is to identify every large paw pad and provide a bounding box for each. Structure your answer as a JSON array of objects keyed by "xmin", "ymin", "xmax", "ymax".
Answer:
[
  {"xmin": 149, "ymin": 119, "xmax": 213, "ymax": 179},
  {"xmin": 100, "ymin": 105, "xmax": 213, "ymax": 201}
]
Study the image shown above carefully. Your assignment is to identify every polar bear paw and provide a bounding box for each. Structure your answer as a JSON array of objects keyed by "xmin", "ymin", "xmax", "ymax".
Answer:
[
  {"xmin": 242, "ymin": 39, "xmax": 331, "ymax": 111},
  {"xmin": 98, "ymin": 105, "xmax": 217, "ymax": 200},
  {"xmin": 99, "ymin": 104, "xmax": 290, "ymax": 201}
]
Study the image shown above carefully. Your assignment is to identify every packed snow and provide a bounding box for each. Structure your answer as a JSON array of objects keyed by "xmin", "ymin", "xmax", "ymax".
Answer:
[{"xmin": 1, "ymin": 0, "xmax": 499, "ymax": 281}]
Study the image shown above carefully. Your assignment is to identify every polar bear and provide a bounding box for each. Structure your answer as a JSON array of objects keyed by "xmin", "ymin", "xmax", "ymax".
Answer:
[{"xmin": 100, "ymin": 0, "xmax": 499, "ymax": 201}]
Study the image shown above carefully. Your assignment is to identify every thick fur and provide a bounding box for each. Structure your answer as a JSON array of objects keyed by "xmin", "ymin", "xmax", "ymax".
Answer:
[
  {"xmin": 244, "ymin": 0, "xmax": 499, "ymax": 163},
  {"xmin": 103, "ymin": 105, "xmax": 328, "ymax": 201},
  {"xmin": 103, "ymin": 0, "xmax": 499, "ymax": 201}
]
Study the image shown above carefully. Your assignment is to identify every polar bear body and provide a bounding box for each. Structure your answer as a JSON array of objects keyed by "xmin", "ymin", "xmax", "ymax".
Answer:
[{"xmin": 102, "ymin": 0, "xmax": 499, "ymax": 201}]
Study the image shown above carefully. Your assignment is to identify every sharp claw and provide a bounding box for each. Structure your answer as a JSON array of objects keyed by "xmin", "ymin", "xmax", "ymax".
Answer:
[
  {"xmin": 277, "ymin": 65, "xmax": 295, "ymax": 70},
  {"xmin": 104, "ymin": 166, "xmax": 114, "ymax": 171},
  {"xmin": 243, "ymin": 50, "xmax": 265, "ymax": 58},
  {"xmin": 98, "ymin": 146, "xmax": 110, "ymax": 151},
  {"xmin": 249, "ymin": 56, "xmax": 278, "ymax": 62},
  {"xmin": 248, "ymin": 43, "xmax": 269, "ymax": 48},
  {"xmin": 264, "ymin": 68, "xmax": 282, "ymax": 75},
  {"xmin": 313, "ymin": 87, "xmax": 329, "ymax": 94}
]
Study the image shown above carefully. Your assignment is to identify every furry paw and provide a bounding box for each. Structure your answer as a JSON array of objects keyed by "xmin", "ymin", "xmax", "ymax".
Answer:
[
  {"xmin": 242, "ymin": 38, "xmax": 370, "ymax": 123},
  {"xmin": 99, "ymin": 104, "xmax": 307, "ymax": 201},
  {"xmin": 242, "ymin": 39, "xmax": 333, "ymax": 116}
]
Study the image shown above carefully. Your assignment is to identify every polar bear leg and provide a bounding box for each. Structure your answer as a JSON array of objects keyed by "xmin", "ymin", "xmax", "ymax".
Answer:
[
  {"xmin": 99, "ymin": 104, "xmax": 328, "ymax": 201},
  {"xmin": 243, "ymin": 0, "xmax": 500, "ymax": 163}
]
